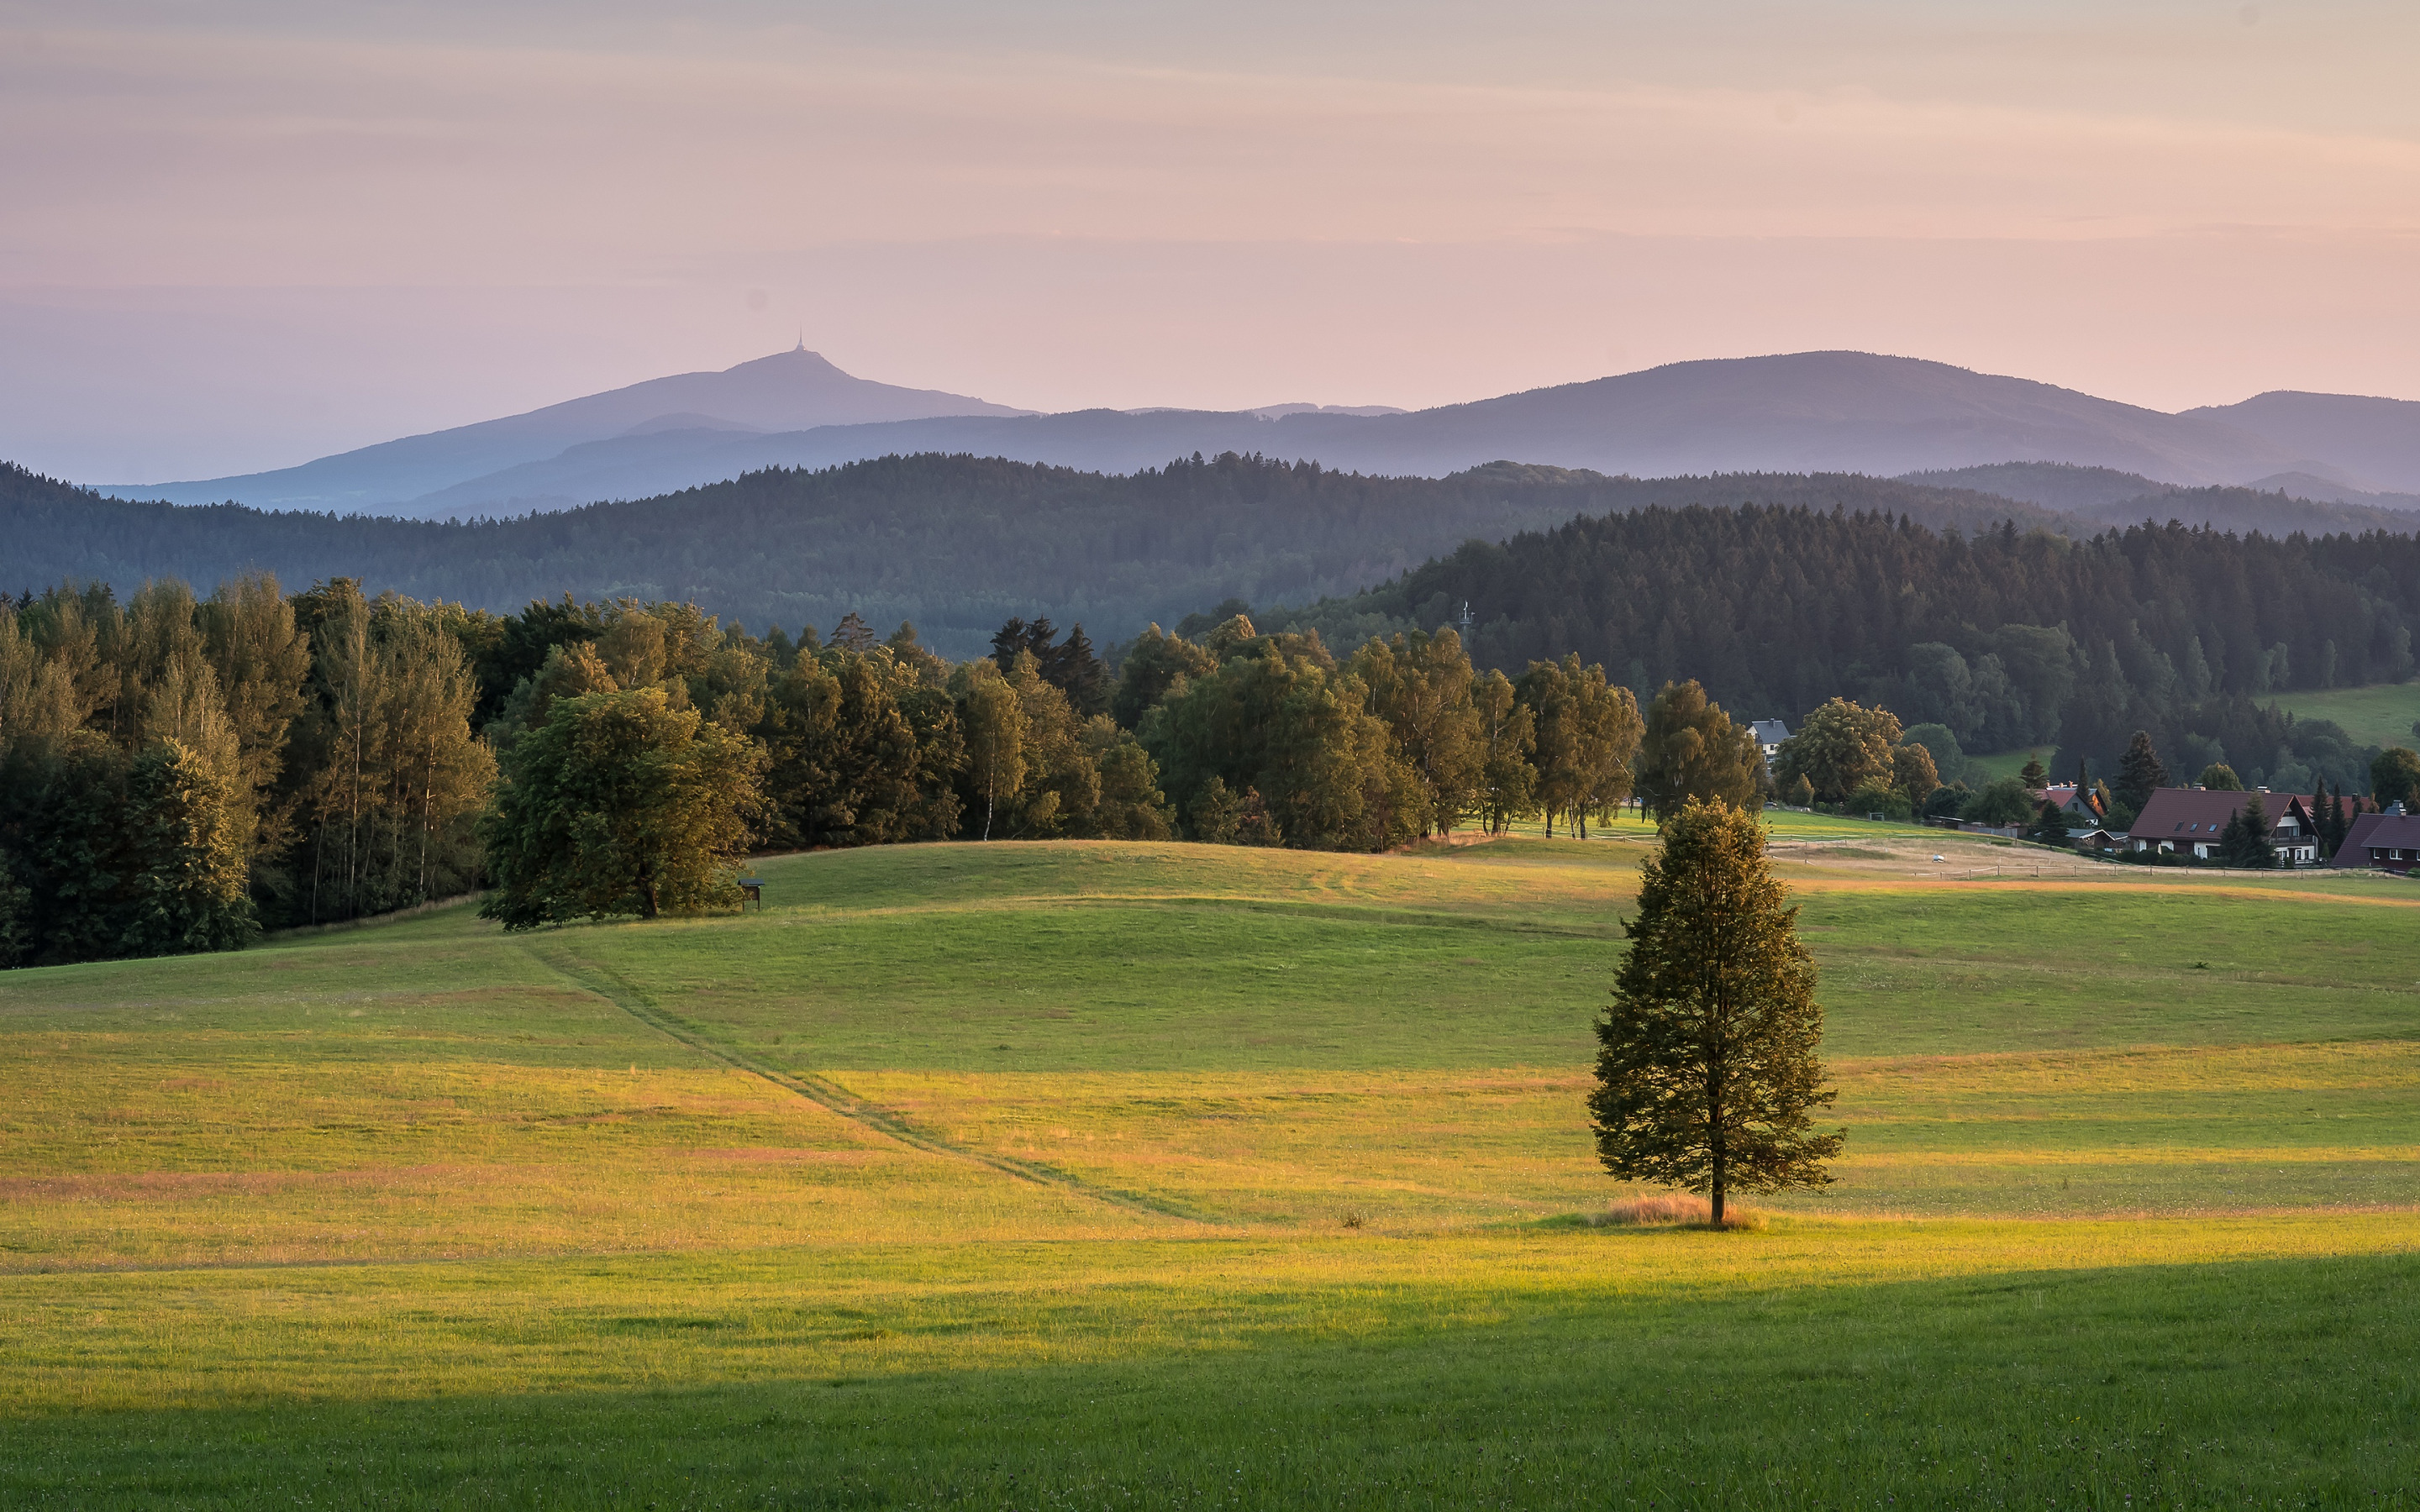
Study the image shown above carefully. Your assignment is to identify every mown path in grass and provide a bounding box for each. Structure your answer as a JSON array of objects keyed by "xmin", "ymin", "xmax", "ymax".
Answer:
[{"xmin": 1, "ymin": 831, "xmax": 2417, "ymax": 1505}]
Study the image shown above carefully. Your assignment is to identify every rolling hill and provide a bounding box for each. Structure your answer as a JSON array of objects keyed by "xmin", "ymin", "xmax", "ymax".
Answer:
[
  {"xmin": 86, "ymin": 349, "xmax": 2420, "ymax": 519},
  {"xmin": 5, "ymin": 456, "xmax": 2082, "ymax": 656},
  {"xmin": 2188, "ymin": 390, "xmax": 2420, "ymax": 494},
  {"xmin": 103, "ymin": 345, "xmax": 1031, "ymax": 512}
]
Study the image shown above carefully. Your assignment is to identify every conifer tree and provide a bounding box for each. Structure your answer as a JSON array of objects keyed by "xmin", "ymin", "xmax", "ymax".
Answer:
[
  {"xmin": 2217, "ymin": 792, "xmax": 2278, "ymax": 869},
  {"xmin": 1587, "ymin": 797, "xmax": 1843, "ymax": 1226},
  {"xmin": 2115, "ymin": 731, "xmax": 2170, "ymax": 812}
]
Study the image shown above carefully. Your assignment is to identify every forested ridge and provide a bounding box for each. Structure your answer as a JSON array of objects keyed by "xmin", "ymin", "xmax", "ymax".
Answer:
[
  {"xmin": 6, "ymin": 454, "xmax": 2075, "ymax": 659},
  {"xmin": 1270, "ymin": 505, "xmax": 2420, "ymax": 794}
]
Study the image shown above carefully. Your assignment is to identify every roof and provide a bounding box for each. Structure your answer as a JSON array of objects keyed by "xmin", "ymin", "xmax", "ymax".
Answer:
[
  {"xmin": 1749, "ymin": 719, "xmax": 1790, "ymax": 744},
  {"xmin": 2126, "ymin": 787, "xmax": 2316, "ymax": 842},
  {"xmin": 2338, "ymin": 811, "xmax": 2420, "ymax": 864}
]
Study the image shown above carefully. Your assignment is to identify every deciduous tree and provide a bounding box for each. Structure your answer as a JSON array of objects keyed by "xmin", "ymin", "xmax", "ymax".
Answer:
[
  {"xmin": 480, "ymin": 687, "xmax": 761, "ymax": 927},
  {"xmin": 1629, "ymin": 688, "xmax": 1760, "ymax": 817},
  {"xmin": 2372, "ymin": 747, "xmax": 2420, "ymax": 811},
  {"xmin": 1772, "ymin": 698, "xmax": 1900, "ymax": 805}
]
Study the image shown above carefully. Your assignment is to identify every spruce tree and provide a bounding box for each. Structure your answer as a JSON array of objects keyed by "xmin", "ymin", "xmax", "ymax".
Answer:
[
  {"xmin": 1587, "ymin": 797, "xmax": 1844, "ymax": 1226},
  {"xmin": 2218, "ymin": 792, "xmax": 2277, "ymax": 869},
  {"xmin": 2115, "ymin": 731, "xmax": 2170, "ymax": 812}
]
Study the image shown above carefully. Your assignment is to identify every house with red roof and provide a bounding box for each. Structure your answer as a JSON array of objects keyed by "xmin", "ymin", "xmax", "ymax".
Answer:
[{"xmin": 2125, "ymin": 788, "xmax": 2326, "ymax": 865}]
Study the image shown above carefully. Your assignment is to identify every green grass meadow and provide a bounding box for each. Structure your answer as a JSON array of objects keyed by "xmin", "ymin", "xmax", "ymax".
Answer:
[
  {"xmin": 3, "ymin": 826, "xmax": 2417, "ymax": 1507},
  {"xmin": 2267, "ymin": 682, "xmax": 2420, "ymax": 752}
]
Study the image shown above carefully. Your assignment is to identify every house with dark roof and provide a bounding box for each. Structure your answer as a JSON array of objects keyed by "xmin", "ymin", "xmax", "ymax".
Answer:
[
  {"xmin": 2126, "ymin": 788, "xmax": 2325, "ymax": 865},
  {"xmin": 2334, "ymin": 809, "xmax": 2420, "ymax": 874},
  {"xmin": 2039, "ymin": 783, "xmax": 2107, "ymax": 824},
  {"xmin": 1749, "ymin": 720, "xmax": 1790, "ymax": 763}
]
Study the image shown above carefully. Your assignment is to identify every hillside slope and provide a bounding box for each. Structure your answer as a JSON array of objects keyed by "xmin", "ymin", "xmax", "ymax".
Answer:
[
  {"xmin": 90, "ymin": 351, "xmax": 2369, "ymax": 519},
  {"xmin": 104, "ymin": 347, "xmax": 1030, "ymax": 511},
  {"xmin": 7, "ymin": 456, "xmax": 2077, "ymax": 656},
  {"xmin": 2188, "ymin": 391, "xmax": 2420, "ymax": 493}
]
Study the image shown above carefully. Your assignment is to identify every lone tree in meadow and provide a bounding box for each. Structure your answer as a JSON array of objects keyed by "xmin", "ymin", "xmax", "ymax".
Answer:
[{"xmin": 1587, "ymin": 796, "xmax": 1844, "ymax": 1226}]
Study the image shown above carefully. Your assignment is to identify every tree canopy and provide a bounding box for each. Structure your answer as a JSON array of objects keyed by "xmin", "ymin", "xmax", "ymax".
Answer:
[
  {"xmin": 1587, "ymin": 798, "xmax": 1844, "ymax": 1226},
  {"xmin": 481, "ymin": 687, "xmax": 763, "ymax": 927}
]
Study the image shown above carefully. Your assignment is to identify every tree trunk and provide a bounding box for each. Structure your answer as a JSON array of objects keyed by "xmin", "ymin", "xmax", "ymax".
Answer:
[{"xmin": 1708, "ymin": 1073, "xmax": 1726, "ymax": 1226}]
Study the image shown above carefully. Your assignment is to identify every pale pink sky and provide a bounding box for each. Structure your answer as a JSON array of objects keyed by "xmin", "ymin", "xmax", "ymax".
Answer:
[{"xmin": 4, "ymin": 1, "xmax": 2418, "ymax": 481}]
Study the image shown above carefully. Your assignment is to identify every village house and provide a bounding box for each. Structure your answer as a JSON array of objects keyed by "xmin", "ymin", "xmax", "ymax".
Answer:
[
  {"xmin": 1749, "ymin": 719, "xmax": 1789, "ymax": 764},
  {"xmin": 2126, "ymin": 787, "xmax": 2326, "ymax": 865},
  {"xmin": 2333, "ymin": 807, "xmax": 2420, "ymax": 874},
  {"xmin": 2038, "ymin": 783, "xmax": 2107, "ymax": 823}
]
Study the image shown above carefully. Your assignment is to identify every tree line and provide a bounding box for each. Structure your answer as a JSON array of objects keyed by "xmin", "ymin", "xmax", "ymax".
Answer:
[
  {"xmin": 3, "ymin": 570, "xmax": 1801, "ymax": 958},
  {"xmin": 1, "ymin": 454, "xmax": 2096, "ymax": 663},
  {"xmin": 1269, "ymin": 504, "xmax": 2418, "ymax": 795},
  {"xmin": 0, "ymin": 577, "xmax": 492, "ymax": 963}
]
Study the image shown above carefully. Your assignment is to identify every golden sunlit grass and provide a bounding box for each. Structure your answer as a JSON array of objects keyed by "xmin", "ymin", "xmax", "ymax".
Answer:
[{"xmin": 2, "ymin": 832, "xmax": 2417, "ymax": 1506}]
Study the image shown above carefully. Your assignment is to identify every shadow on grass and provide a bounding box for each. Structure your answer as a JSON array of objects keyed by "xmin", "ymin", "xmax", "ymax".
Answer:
[{"xmin": 4, "ymin": 1249, "xmax": 2413, "ymax": 1509}]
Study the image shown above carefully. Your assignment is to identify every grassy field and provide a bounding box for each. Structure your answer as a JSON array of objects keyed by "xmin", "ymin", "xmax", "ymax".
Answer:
[
  {"xmin": 2267, "ymin": 682, "xmax": 2420, "ymax": 751},
  {"xmin": 3, "ymin": 824, "xmax": 2416, "ymax": 1506},
  {"xmin": 1965, "ymin": 747, "xmax": 2046, "ymax": 783}
]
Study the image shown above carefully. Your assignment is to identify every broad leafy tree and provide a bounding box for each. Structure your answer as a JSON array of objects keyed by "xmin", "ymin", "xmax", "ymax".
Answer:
[
  {"xmin": 1587, "ymin": 797, "xmax": 1844, "ymax": 1226},
  {"xmin": 1890, "ymin": 742, "xmax": 1939, "ymax": 805},
  {"xmin": 1473, "ymin": 668, "xmax": 1537, "ymax": 835},
  {"xmin": 481, "ymin": 688, "xmax": 761, "ymax": 927},
  {"xmin": 1111, "ymin": 624, "xmax": 1220, "ymax": 730},
  {"xmin": 2372, "ymin": 747, "xmax": 2420, "ymax": 811},
  {"xmin": 1772, "ymin": 698, "xmax": 1900, "ymax": 805},
  {"xmin": 1961, "ymin": 776, "xmax": 2038, "ymax": 827},
  {"xmin": 1353, "ymin": 628, "xmax": 1485, "ymax": 837},
  {"xmin": 1628, "ymin": 678, "xmax": 1754, "ymax": 826}
]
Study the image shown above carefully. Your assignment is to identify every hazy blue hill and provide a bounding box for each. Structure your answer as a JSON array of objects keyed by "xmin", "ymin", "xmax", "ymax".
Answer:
[
  {"xmin": 387, "ymin": 352, "xmax": 2309, "ymax": 519},
  {"xmin": 2186, "ymin": 391, "xmax": 2420, "ymax": 494},
  {"xmin": 88, "ymin": 350, "xmax": 2375, "ymax": 522},
  {"xmin": 6, "ymin": 455, "xmax": 2077, "ymax": 659},
  {"xmin": 2065, "ymin": 485, "xmax": 2420, "ymax": 538},
  {"xmin": 1898, "ymin": 461, "xmax": 2181, "ymax": 512},
  {"xmin": 102, "ymin": 348, "xmax": 1030, "ymax": 512},
  {"xmin": 1272, "ymin": 351, "xmax": 2298, "ymax": 485}
]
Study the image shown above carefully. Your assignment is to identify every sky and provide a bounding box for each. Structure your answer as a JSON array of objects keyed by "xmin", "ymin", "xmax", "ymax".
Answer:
[{"xmin": 4, "ymin": 0, "xmax": 2418, "ymax": 483}]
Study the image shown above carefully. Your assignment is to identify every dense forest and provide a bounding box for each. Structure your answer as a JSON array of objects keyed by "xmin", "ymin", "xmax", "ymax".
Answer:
[
  {"xmin": 7, "ymin": 455, "xmax": 2091, "ymax": 659},
  {"xmin": 1265, "ymin": 506, "xmax": 2417, "ymax": 795},
  {"xmin": 4, "ymin": 544, "xmax": 2407, "ymax": 964},
  {"xmin": 0, "ymin": 567, "xmax": 1716, "ymax": 963}
]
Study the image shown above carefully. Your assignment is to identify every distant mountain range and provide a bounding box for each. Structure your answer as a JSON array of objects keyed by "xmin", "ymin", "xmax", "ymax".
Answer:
[
  {"xmin": 103, "ymin": 346, "xmax": 1032, "ymax": 512},
  {"xmin": 96, "ymin": 348, "xmax": 2420, "ymax": 519}
]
